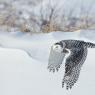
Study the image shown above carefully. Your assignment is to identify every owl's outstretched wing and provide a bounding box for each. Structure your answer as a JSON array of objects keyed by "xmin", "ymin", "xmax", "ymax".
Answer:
[
  {"xmin": 62, "ymin": 47, "xmax": 88, "ymax": 89},
  {"xmin": 47, "ymin": 46, "xmax": 66, "ymax": 72}
]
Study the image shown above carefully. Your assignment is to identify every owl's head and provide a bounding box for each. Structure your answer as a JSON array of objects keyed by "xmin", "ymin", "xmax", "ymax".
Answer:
[{"xmin": 52, "ymin": 41, "xmax": 66, "ymax": 52}]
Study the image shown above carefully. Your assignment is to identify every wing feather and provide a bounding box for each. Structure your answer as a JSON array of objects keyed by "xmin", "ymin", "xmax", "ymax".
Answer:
[{"xmin": 62, "ymin": 47, "xmax": 88, "ymax": 89}]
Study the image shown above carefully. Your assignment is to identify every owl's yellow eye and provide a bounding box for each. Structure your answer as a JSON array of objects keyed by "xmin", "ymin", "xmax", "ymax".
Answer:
[
  {"xmin": 55, "ymin": 46, "xmax": 58, "ymax": 48},
  {"xmin": 52, "ymin": 44, "xmax": 63, "ymax": 52}
]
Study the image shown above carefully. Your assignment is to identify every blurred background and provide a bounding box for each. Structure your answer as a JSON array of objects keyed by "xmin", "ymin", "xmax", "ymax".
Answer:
[{"xmin": 0, "ymin": 0, "xmax": 95, "ymax": 33}]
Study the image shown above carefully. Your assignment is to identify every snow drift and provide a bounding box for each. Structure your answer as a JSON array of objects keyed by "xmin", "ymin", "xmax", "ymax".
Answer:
[{"xmin": 0, "ymin": 30, "xmax": 95, "ymax": 95}]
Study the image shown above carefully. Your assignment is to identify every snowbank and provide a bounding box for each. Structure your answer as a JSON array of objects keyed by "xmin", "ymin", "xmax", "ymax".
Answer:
[
  {"xmin": 0, "ymin": 30, "xmax": 95, "ymax": 95},
  {"xmin": 79, "ymin": 29, "xmax": 95, "ymax": 40},
  {"xmin": 0, "ymin": 31, "xmax": 80, "ymax": 62}
]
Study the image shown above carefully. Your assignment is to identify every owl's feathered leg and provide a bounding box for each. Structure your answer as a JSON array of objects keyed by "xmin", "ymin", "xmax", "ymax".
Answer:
[
  {"xmin": 62, "ymin": 47, "xmax": 88, "ymax": 89},
  {"xmin": 48, "ymin": 47, "xmax": 66, "ymax": 72}
]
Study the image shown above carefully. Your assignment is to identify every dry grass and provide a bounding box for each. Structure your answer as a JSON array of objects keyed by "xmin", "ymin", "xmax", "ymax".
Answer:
[{"xmin": 0, "ymin": 2, "xmax": 95, "ymax": 33}]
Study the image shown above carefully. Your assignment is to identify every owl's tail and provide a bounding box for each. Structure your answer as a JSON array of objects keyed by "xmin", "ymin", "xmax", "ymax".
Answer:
[{"xmin": 85, "ymin": 42, "xmax": 95, "ymax": 48}]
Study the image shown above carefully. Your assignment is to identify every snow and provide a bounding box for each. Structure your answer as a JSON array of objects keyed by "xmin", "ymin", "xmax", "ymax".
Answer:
[
  {"xmin": 79, "ymin": 29, "xmax": 95, "ymax": 40},
  {"xmin": 0, "ymin": 31, "xmax": 80, "ymax": 62},
  {"xmin": 0, "ymin": 30, "xmax": 95, "ymax": 95}
]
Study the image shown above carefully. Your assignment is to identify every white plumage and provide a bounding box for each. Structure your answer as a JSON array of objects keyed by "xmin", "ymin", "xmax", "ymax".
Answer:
[{"xmin": 48, "ymin": 40, "xmax": 95, "ymax": 89}]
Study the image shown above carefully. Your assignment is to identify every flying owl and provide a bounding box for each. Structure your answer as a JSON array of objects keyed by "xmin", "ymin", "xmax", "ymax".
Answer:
[{"xmin": 48, "ymin": 40, "xmax": 95, "ymax": 90}]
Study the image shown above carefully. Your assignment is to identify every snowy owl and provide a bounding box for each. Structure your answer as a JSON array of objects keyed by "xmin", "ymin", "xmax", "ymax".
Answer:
[{"xmin": 48, "ymin": 40, "xmax": 95, "ymax": 90}]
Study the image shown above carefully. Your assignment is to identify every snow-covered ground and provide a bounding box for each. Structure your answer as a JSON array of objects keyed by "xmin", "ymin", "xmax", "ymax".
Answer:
[{"xmin": 0, "ymin": 30, "xmax": 95, "ymax": 95}]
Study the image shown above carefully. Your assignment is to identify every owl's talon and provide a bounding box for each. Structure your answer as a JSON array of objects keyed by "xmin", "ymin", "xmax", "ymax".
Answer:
[
  {"xmin": 66, "ymin": 86, "xmax": 69, "ymax": 90},
  {"xmin": 53, "ymin": 69, "xmax": 55, "ymax": 73},
  {"xmin": 56, "ymin": 68, "xmax": 59, "ymax": 72},
  {"xmin": 58, "ymin": 65, "xmax": 60, "ymax": 68},
  {"xmin": 62, "ymin": 82, "xmax": 64, "ymax": 88},
  {"xmin": 70, "ymin": 86, "xmax": 72, "ymax": 89}
]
